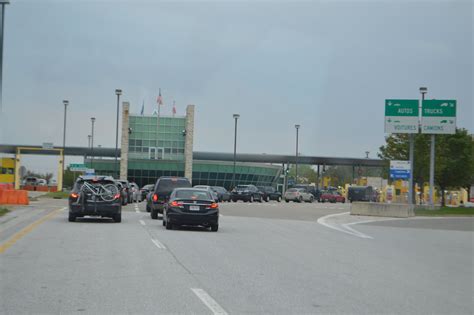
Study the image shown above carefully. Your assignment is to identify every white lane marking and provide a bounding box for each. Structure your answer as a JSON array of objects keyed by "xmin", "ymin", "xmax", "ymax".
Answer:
[
  {"xmin": 151, "ymin": 238, "xmax": 166, "ymax": 250},
  {"xmin": 317, "ymin": 212, "xmax": 373, "ymax": 239},
  {"xmin": 135, "ymin": 209, "xmax": 140, "ymax": 213},
  {"xmin": 139, "ymin": 220, "xmax": 146, "ymax": 226},
  {"xmin": 191, "ymin": 288, "xmax": 228, "ymax": 315},
  {"xmin": 219, "ymin": 214, "xmax": 224, "ymax": 217}
]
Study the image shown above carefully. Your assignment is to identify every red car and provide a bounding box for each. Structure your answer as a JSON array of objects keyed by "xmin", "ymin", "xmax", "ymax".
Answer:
[{"xmin": 320, "ymin": 191, "xmax": 346, "ymax": 203}]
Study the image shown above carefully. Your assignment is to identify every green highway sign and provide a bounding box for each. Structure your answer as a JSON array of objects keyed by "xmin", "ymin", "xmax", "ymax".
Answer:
[
  {"xmin": 384, "ymin": 99, "xmax": 419, "ymax": 134},
  {"xmin": 69, "ymin": 163, "xmax": 87, "ymax": 172},
  {"xmin": 421, "ymin": 100, "xmax": 456, "ymax": 134}
]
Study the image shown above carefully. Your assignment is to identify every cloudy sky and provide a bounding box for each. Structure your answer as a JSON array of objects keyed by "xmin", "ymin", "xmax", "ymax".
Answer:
[{"xmin": 0, "ymin": 0, "xmax": 472, "ymax": 175}]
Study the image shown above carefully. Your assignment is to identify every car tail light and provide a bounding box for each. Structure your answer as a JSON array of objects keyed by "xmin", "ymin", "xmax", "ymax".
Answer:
[
  {"xmin": 114, "ymin": 193, "xmax": 121, "ymax": 200},
  {"xmin": 153, "ymin": 194, "xmax": 158, "ymax": 202},
  {"xmin": 70, "ymin": 193, "xmax": 79, "ymax": 199},
  {"xmin": 170, "ymin": 201, "xmax": 183, "ymax": 207},
  {"xmin": 209, "ymin": 202, "xmax": 218, "ymax": 209}
]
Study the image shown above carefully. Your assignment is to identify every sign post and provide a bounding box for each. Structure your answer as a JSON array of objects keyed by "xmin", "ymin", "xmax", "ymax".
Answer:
[
  {"xmin": 421, "ymin": 100, "xmax": 456, "ymax": 206},
  {"xmin": 385, "ymin": 100, "xmax": 419, "ymax": 205}
]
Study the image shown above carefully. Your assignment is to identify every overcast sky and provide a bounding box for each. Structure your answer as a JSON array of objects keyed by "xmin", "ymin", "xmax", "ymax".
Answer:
[{"xmin": 0, "ymin": 0, "xmax": 472, "ymax": 176}]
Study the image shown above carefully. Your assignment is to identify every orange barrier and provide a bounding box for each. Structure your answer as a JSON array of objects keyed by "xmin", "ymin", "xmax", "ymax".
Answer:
[{"xmin": 0, "ymin": 190, "xmax": 29, "ymax": 205}]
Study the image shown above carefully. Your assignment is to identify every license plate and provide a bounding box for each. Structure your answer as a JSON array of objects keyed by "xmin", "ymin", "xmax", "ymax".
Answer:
[{"xmin": 189, "ymin": 206, "xmax": 200, "ymax": 211}]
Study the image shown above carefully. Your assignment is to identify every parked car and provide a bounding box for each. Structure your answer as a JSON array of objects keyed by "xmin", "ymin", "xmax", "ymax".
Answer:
[
  {"xmin": 231, "ymin": 185, "xmax": 263, "ymax": 202},
  {"xmin": 163, "ymin": 188, "xmax": 219, "ymax": 231},
  {"xmin": 194, "ymin": 185, "xmax": 219, "ymax": 201},
  {"xmin": 257, "ymin": 186, "xmax": 282, "ymax": 202},
  {"xmin": 348, "ymin": 186, "xmax": 374, "ymax": 202},
  {"xmin": 148, "ymin": 177, "xmax": 192, "ymax": 219},
  {"xmin": 37, "ymin": 179, "xmax": 47, "ymax": 186},
  {"xmin": 68, "ymin": 175, "xmax": 122, "ymax": 222},
  {"xmin": 294, "ymin": 184, "xmax": 321, "ymax": 200},
  {"xmin": 115, "ymin": 181, "xmax": 128, "ymax": 206},
  {"xmin": 284, "ymin": 188, "xmax": 314, "ymax": 203},
  {"xmin": 129, "ymin": 182, "xmax": 140, "ymax": 203},
  {"xmin": 211, "ymin": 186, "xmax": 231, "ymax": 202},
  {"xmin": 23, "ymin": 176, "xmax": 39, "ymax": 186},
  {"xmin": 117, "ymin": 180, "xmax": 133, "ymax": 204},
  {"xmin": 140, "ymin": 184, "xmax": 154, "ymax": 202},
  {"xmin": 320, "ymin": 190, "xmax": 346, "ymax": 203}
]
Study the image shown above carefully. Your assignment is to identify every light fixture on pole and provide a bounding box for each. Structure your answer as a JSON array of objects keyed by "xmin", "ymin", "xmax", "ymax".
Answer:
[
  {"xmin": 62, "ymin": 100, "xmax": 69, "ymax": 180},
  {"xmin": 114, "ymin": 89, "xmax": 122, "ymax": 178},
  {"xmin": 295, "ymin": 124, "xmax": 300, "ymax": 185},
  {"xmin": 90, "ymin": 117, "xmax": 96, "ymax": 169},
  {"xmin": 232, "ymin": 114, "xmax": 240, "ymax": 189}
]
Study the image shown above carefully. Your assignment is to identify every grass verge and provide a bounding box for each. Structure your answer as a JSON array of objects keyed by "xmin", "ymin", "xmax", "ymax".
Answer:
[
  {"xmin": 0, "ymin": 207, "xmax": 9, "ymax": 217},
  {"xmin": 39, "ymin": 191, "xmax": 70, "ymax": 199},
  {"xmin": 415, "ymin": 207, "xmax": 474, "ymax": 217}
]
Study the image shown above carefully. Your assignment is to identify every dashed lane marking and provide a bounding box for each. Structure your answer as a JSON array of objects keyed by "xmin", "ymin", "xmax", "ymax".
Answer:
[
  {"xmin": 139, "ymin": 220, "xmax": 146, "ymax": 226},
  {"xmin": 191, "ymin": 288, "xmax": 228, "ymax": 315},
  {"xmin": 151, "ymin": 238, "xmax": 167, "ymax": 250}
]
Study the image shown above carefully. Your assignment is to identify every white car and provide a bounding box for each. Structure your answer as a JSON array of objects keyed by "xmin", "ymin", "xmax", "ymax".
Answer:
[
  {"xmin": 284, "ymin": 188, "xmax": 314, "ymax": 203},
  {"xmin": 193, "ymin": 185, "xmax": 219, "ymax": 201},
  {"xmin": 129, "ymin": 182, "xmax": 140, "ymax": 203}
]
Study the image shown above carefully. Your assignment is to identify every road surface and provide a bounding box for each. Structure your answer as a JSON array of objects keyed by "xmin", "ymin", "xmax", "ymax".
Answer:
[{"xmin": 1, "ymin": 199, "xmax": 472, "ymax": 314}]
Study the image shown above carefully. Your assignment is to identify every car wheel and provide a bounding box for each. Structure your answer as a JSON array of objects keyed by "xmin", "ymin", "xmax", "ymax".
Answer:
[
  {"xmin": 113, "ymin": 213, "xmax": 122, "ymax": 223},
  {"xmin": 285, "ymin": 199, "xmax": 289, "ymax": 203},
  {"xmin": 68, "ymin": 213, "xmax": 76, "ymax": 222},
  {"xmin": 277, "ymin": 196, "xmax": 282, "ymax": 202},
  {"xmin": 166, "ymin": 221, "xmax": 173, "ymax": 230},
  {"xmin": 146, "ymin": 204, "xmax": 151, "ymax": 212},
  {"xmin": 162, "ymin": 216, "xmax": 166, "ymax": 226},
  {"xmin": 342, "ymin": 199, "xmax": 346, "ymax": 203},
  {"xmin": 266, "ymin": 196, "xmax": 270, "ymax": 202},
  {"xmin": 307, "ymin": 197, "xmax": 314, "ymax": 203},
  {"xmin": 211, "ymin": 225, "xmax": 218, "ymax": 232},
  {"xmin": 298, "ymin": 197, "xmax": 303, "ymax": 203},
  {"xmin": 151, "ymin": 209, "xmax": 158, "ymax": 219},
  {"xmin": 250, "ymin": 195, "xmax": 254, "ymax": 203}
]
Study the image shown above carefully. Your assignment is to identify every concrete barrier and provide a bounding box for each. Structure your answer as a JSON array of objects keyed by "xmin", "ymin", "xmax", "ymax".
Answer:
[{"xmin": 351, "ymin": 202, "xmax": 415, "ymax": 218}]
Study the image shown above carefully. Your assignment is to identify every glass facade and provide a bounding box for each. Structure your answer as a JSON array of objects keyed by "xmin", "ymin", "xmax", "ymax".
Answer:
[
  {"xmin": 85, "ymin": 113, "xmax": 282, "ymax": 189},
  {"xmin": 128, "ymin": 115, "xmax": 186, "ymax": 161}
]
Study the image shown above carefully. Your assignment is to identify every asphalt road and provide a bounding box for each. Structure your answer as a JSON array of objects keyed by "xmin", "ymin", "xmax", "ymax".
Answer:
[{"xmin": 1, "ymin": 199, "xmax": 472, "ymax": 314}]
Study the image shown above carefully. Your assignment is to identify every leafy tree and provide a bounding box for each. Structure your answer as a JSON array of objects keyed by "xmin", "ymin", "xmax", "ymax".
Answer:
[
  {"xmin": 378, "ymin": 129, "xmax": 473, "ymax": 206},
  {"xmin": 288, "ymin": 164, "xmax": 318, "ymax": 184}
]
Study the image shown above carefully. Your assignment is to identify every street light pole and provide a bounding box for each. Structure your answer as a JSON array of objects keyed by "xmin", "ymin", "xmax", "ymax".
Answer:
[
  {"xmin": 90, "ymin": 117, "xmax": 96, "ymax": 170},
  {"xmin": 0, "ymin": 0, "xmax": 9, "ymax": 112},
  {"xmin": 62, "ymin": 100, "xmax": 69, "ymax": 179},
  {"xmin": 114, "ymin": 89, "xmax": 122, "ymax": 178},
  {"xmin": 232, "ymin": 114, "xmax": 240, "ymax": 189},
  {"xmin": 295, "ymin": 124, "xmax": 300, "ymax": 185},
  {"xmin": 419, "ymin": 87, "xmax": 435, "ymax": 206}
]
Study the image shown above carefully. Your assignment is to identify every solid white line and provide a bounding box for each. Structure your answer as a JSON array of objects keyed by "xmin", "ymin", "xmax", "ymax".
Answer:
[
  {"xmin": 139, "ymin": 220, "xmax": 146, "ymax": 226},
  {"xmin": 191, "ymin": 288, "xmax": 228, "ymax": 315},
  {"xmin": 317, "ymin": 212, "xmax": 373, "ymax": 239},
  {"xmin": 151, "ymin": 238, "xmax": 166, "ymax": 250}
]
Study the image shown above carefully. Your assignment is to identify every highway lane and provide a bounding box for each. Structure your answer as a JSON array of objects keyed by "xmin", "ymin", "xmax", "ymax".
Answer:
[{"xmin": 1, "ymin": 200, "xmax": 473, "ymax": 314}]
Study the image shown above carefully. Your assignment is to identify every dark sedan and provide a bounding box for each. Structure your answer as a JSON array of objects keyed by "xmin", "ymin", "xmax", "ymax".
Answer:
[
  {"xmin": 140, "ymin": 184, "xmax": 154, "ymax": 202},
  {"xmin": 231, "ymin": 185, "xmax": 263, "ymax": 202},
  {"xmin": 163, "ymin": 188, "xmax": 219, "ymax": 231},
  {"xmin": 257, "ymin": 186, "xmax": 282, "ymax": 202},
  {"xmin": 211, "ymin": 186, "xmax": 231, "ymax": 202}
]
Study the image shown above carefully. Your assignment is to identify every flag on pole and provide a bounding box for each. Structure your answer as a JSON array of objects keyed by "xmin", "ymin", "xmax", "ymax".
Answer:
[
  {"xmin": 140, "ymin": 100, "xmax": 145, "ymax": 116},
  {"xmin": 172, "ymin": 100, "xmax": 176, "ymax": 116},
  {"xmin": 157, "ymin": 88, "xmax": 163, "ymax": 106}
]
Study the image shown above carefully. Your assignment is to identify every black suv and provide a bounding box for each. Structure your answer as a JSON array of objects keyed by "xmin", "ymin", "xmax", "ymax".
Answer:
[
  {"xmin": 148, "ymin": 177, "xmax": 192, "ymax": 219},
  {"xmin": 231, "ymin": 185, "xmax": 263, "ymax": 202},
  {"xmin": 68, "ymin": 175, "xmax": 122, "ymax": 222},
  {"xmin": 257, "ymin": 186, "xmax": 282, "ymax": 202}
]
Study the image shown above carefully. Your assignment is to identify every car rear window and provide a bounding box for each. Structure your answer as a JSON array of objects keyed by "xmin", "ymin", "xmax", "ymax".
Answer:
[
  {"xmin": 174, "ymin": 189, "xmax": 211, "ymax": 200},
  {"xmin": 73, "ymin": 180, "xmax": 115, "ymax": 192},
  {"xmin": 235, "ymin": 185, "xmax": 250, "ymax": 191},
  {"xmin": 287, "ymin": 188, "xmax": 297, "ymax": 192},
  {"xmin": 156, "ymin": 178, "xmax": 191, "ymax": 194}
]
